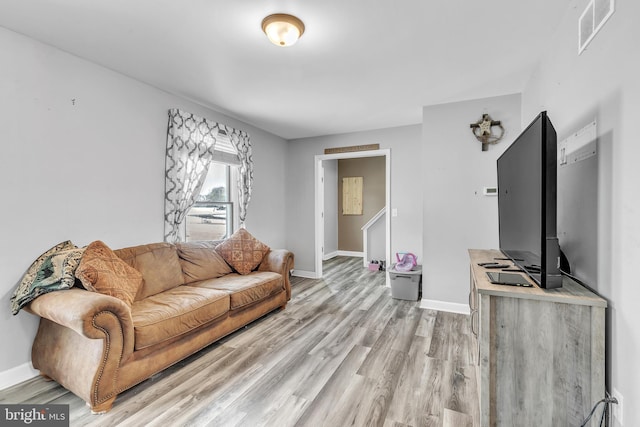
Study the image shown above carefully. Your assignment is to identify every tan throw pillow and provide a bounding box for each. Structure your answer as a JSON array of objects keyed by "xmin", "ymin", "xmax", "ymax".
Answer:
[
  {"xmin": 176, "ymin": 241, "xmax": 233, "ymax": 283},
  {"xmin": 76, "ymin": 240, "xmax": 143, "ymax": 306},
  {"xmin": 216, "ymin": 229, "xmax": 270, "ymax": 275}
]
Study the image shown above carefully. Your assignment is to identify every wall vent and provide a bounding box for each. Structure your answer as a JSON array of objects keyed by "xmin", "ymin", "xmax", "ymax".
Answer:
[{"xmin": 578, "ymin": 0, "xmax": 615, "ymax": 54}]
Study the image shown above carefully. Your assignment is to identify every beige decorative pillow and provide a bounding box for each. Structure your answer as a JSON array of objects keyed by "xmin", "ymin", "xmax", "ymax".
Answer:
[
  {"xmin": 76, "ymin": 240, "xmax": 143, "ymax": 306},
  {"xmin": 215, "ymin": 229, "xmax": 270, "ymax": 275},
  {"xmin": 176, "ymin": 240, "xmax": 233, "ymax": 283}
]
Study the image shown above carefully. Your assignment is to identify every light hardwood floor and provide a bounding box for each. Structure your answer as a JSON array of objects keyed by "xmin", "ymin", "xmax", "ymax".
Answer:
[{"xmin": 0, "ymin": 256, "xmax": 479, "ymax": 426}]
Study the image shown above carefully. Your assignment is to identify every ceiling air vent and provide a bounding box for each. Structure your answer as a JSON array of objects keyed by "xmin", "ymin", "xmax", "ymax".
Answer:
[{"xmin": 578, "ymin": 0, "xmax": 615, "ymax": 54}]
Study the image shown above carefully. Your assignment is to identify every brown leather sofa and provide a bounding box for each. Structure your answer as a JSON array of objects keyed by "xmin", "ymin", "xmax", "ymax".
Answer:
[{"xmin": 26, "ymin": 240, "xmax": 294, "ymax": 413}]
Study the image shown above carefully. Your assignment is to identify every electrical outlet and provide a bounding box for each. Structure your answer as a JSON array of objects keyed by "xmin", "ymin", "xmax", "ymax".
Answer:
[{"xmin": 612, "ymin": 388, "xmax": 623, "ymax": 426}]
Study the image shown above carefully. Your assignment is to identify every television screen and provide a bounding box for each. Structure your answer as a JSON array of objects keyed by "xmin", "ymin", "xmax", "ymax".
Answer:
[{"xmin": 497, "ymin": 111, "xmax": 562, "ymax": 289}]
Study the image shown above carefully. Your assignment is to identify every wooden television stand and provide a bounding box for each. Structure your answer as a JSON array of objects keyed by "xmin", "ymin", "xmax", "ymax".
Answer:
[{"xmin": 468, "ymin": 249, "xmax": 606, "ymax": 427}]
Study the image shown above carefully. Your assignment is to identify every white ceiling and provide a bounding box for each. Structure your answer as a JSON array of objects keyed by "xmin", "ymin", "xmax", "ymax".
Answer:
[{"xmin": 0, "ymin": 0, "xmax": 573, "ymax": 139}]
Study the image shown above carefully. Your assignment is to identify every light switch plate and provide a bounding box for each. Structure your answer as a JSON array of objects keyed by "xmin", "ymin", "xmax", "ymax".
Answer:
[{"xmin": 483, "ymin": 187, "xmax": 498, "ymax": 196}]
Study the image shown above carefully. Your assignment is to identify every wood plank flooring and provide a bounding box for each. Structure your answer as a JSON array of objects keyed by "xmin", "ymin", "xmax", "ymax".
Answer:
[{"xmin": 0, "ymin": 256, "xmax": 479, "ymax": 426}]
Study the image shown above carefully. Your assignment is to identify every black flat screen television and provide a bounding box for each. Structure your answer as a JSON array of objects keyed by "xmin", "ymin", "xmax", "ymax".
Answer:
[{"xmin": 497, "ymin": 111, "xmax": 563, "ymax": 289}]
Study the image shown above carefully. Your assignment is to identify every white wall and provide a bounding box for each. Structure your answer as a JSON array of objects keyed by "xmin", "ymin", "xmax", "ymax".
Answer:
[
  {"xmin": 521, "ymin": 1, "xmax": 640, "ymax": 425},
  {"xmin": 368, "ymin": 212, "xmax": 386, "ymax": 262},
  {"xmin": 286, "ymin": 125, "xmax": 422, "ymax": 274},
  {"xmin": 422, "ymin": 94, "xmax": 521, "ymax": 309},
  {"xmin": 0, "ymin": 26, "xmax": 287, "ymax": 385},
  {"xmin": 323, "ymin": 160, "xmax": 338, "ymax": 258}
]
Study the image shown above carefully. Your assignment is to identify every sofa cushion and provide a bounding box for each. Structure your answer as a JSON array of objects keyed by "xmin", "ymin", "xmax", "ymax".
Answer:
[
  {"xmin": 10, "ymin": 241, "xmax": 82, "ymax": 315},
  {"xmin": 131, "ymin": 286, "xmax": 230, "ymax": 350},
  {"xmin": 176, "ymin": 240, "xmax": 232, "ymax": 284},
  {"xmin": 215, "ymin": 228, "xmax": 270, "ymax": 275},
  {"xmin": 114, "ymin": 243, "xmax": 184, "ymax": 300},
  {"xmin": 75, "ymin": 240, "xmax": 143, "ymax": 307},
  {"xmin": 190, "ymin": 271, "xmax": 283, "ymax": 310}
]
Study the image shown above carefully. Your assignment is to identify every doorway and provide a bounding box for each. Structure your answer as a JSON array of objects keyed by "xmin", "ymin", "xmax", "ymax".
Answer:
[{"xmin": 314, "ymin": 149, "xmax": 391, "ymax": 279}]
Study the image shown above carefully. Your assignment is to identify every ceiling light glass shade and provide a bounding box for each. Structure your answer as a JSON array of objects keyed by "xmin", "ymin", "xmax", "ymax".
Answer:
[{"xmin": 262, "ymin": 14, "xmax": 305, "ymax": 47}]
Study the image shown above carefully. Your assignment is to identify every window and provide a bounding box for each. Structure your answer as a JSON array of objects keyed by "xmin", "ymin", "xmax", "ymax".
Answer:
[
  {"xmin": 185, "ymin": 132, "xmax": 239, "ymax": 241},
  {"xmin": 165, "ymin": 110, "xmax": 252, "ymax": 243}
]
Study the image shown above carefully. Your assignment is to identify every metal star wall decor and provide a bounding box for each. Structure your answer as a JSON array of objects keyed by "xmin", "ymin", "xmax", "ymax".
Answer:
[{"xmin": 470, "ymin": 114, "xmax": 504, "ymax": 151}]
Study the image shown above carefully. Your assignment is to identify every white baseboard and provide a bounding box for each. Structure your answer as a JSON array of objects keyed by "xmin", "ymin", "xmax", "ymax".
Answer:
[
  {"xmin": 323, "ymin": 251, "xmax": 339, "ymax": 261},
  {"xmin": 0, "ymin": 362, "xmax": 38, "ymax": 392},
  {"xmin": 291, "ymin": 270, "xmax": 320, "ymax": 279},
  {"xmin": 420, "ymin": 299, "xmax": 470, "ymax": 315},
  {"xmin": 336, "ymin": 251, "xmax": 364, "ymax": 258},
  {"xmin": 323, "ymin": 251, "xmax": 364, "ymax": 261}
]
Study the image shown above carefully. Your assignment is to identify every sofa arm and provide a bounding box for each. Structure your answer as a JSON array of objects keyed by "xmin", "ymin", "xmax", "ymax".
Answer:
[
  {"xmin": 27, "ymin": 288, "xmax": 134, "ymax": 353},
  {"xmin": 258, "ymin": 249, "xmax": 294, "ymax": 300},
  {"xmin": 25, "ymin": 288, "xmax": 136, "ymax": 412}
]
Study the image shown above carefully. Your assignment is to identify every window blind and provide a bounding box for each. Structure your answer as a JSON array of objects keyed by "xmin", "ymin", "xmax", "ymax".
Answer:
[{"xmin": 214, "ymin": 131, "xmax": 241, "ymax": 166}]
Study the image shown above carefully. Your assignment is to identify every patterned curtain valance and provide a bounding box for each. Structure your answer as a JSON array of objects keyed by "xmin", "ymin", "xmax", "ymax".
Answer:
[{"xmin": 163, "ymin": 109, "xmax": 254, "ymax": 243}]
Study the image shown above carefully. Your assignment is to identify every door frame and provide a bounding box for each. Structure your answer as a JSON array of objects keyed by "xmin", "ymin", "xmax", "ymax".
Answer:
[{"xmin": 314, "ymin": 149, "xmax": 391, "ymax": 278}]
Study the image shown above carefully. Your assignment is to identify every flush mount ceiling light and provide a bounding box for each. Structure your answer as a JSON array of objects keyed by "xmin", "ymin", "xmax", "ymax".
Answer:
[{"xmin": 261, "ymin": 13, "xmax": 305, "ymax": 47}]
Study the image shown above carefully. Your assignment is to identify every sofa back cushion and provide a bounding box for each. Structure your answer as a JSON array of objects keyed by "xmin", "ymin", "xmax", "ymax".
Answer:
[
  {"xmin": 114, "ymin": 243, "xmax": 184, "ymax": 300},
  {"xmin": 176, "ymin": 241, "xmax": 232, "ymax": 284}
]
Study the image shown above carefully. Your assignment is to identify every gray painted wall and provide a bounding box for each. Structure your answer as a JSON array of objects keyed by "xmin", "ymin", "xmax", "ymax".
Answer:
[
  {"xmin": 0, "ymin": 27, "xmax": 288, "ymax": 377},
  {"xmin": 286, "ymin": 125, "xmax": 422, "ymax": 273},
  {"xmin": 521, "ymin": 1, "xmax": 640, "ymax": 424},
  {"xmin": 422, "ymin": 94, "xmax": 521, "ymax": 306}
]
